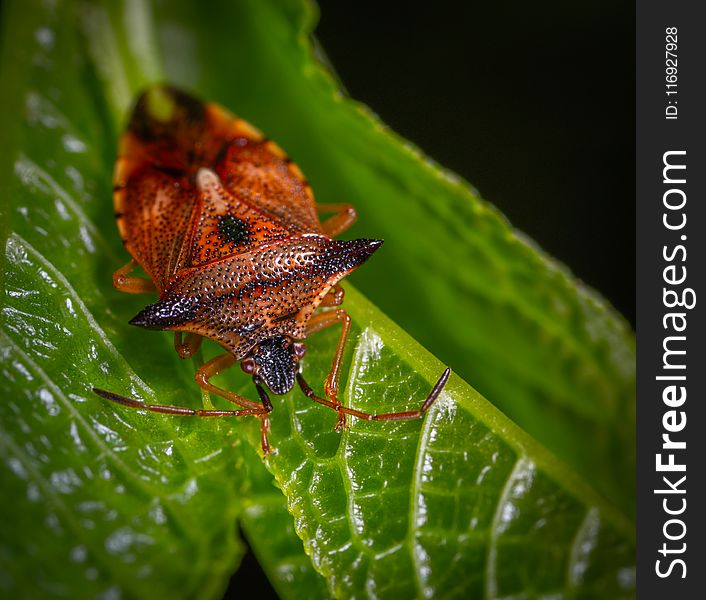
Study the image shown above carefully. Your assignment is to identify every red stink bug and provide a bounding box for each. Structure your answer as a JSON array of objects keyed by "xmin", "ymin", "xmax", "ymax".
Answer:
[{"xmin": 93, "ymin": 85, "xmax": 450, "ymax": 455}]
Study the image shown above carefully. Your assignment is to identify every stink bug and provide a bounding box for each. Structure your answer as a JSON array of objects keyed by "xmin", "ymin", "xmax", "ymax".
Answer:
[{"xmin": 93, "ymin": 85, "xmax": 450, "ymax": 455}]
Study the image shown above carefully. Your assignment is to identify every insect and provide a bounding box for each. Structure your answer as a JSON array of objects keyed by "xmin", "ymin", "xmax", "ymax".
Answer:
[{"xmin": 93, "ymin": 85, "xmax": 450, "ymax": 455}]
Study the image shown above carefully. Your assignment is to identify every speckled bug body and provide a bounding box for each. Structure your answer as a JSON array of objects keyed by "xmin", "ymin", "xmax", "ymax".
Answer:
[{"xmin": 94, "ymin": 85, "xmax": 449, "ymax": 454}]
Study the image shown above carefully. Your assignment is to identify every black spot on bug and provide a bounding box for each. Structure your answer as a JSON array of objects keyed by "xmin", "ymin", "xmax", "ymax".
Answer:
[
  {"xmin": 115, "ymin": 211, "xmax": 125, "ymax": 219},
  {"xmin": 153, "ymin": 165, "xmax": 185, "ymax": 179},
  {"xmin": 217, "ymin": 214, "xmax": 251, "ymax": 245},
  {"xmin": 274, "ymin": 310, "xmax": 299, "ymax": 323},
  {"xmin": 214, "ymin": 141, "xmax": 230, "ymax": 166}
]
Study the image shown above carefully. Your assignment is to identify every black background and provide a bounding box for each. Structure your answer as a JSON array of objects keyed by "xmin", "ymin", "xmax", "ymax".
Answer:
[
  {"xmin": 313, "ymin": 1, "xmax": 635, "ymax": 325},
  {"xmin": 228, "ymin": 1, "xmax": 635, "ymax": 596}
]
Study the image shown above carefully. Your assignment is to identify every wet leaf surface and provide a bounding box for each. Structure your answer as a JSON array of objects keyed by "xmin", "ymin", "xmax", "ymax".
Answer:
[{"xmin": 0, "ymin": 0, "xmax": 635, "ymax": 598}]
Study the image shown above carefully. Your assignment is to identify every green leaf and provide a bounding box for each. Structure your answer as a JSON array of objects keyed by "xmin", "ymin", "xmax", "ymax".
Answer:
[
  {"xmin": 230, "ymin": 289, "xmax": 635, "ymax": 598},
  {"xmin": 1, "ymin": 233, "xmax": 248, "ymax": 598},
  {"xmin": 0, "ymin": 0, "xmax": 635, "ymax": 599}
]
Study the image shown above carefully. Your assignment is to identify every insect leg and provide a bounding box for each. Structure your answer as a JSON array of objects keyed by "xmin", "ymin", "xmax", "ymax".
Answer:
[
  {"xmin": 305, "ymin": 308, "xmax": 352, "ymax": 429},
  {"xmin": 174, "ymin": 332, "xmax": 203, "ymax": 359},
  {"xmin": 195, "ymin": 353, "xmax": 275, "ymax": 455},
  {"xmin": 297, "ymin": 367, "xmax": 451, "ymax": 425},
  {"xmin": 316, "ymin": 203, "xmax": 357, "ymax": 237},
  {"xmin": 319, "ymin": 284, "xmax": 345, "ymax": 307},
  {"xmin": 113, "ymin": 258, "xmax": 156, "ymax": 294}
]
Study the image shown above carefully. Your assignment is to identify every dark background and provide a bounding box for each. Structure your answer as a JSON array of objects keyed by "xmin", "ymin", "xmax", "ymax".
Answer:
[
  {"xmin": 314, "ymin": 1, "xmax": 635, "ymax": 326},
  {"xmin": 229, "ymin": 1, "xmax": 635, "ymax": 596}
]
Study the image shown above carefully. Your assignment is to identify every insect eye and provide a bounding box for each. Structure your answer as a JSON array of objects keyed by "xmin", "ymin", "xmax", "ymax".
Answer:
[
  {"xmin": 293, "ymin": 342, "xmax": 306, "ymax": 359},
  {"xmin": 241, "ymin": 357, "xmax": 257, "ymax": 374}
]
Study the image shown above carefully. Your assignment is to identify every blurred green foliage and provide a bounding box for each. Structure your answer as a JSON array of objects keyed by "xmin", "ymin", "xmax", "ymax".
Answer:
[{"xmin": 0, "ymin": 0, "xmax": 635, "ymax": 598}]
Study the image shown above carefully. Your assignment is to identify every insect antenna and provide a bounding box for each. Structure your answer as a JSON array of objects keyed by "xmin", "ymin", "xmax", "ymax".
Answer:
[
  {"xmin": 92, "ymin": 387, "xmax": 269, "ymax": 418},
  {"xmin": 93, "ymin": 387, "xmax": 149, "ymax": 409},
  {"xmin": 252, "ymin": 376, "xmax": 275, "ymax": 454}
]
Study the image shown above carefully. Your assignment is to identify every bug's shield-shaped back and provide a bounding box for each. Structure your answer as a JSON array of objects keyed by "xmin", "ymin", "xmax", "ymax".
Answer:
[
  {"xmin": 129, "ymin": 235, "xmax": 382, "ymax": 359},
  {"xmin": 114, "ymin": 86, "xmax": 323, "ymax": 294}
]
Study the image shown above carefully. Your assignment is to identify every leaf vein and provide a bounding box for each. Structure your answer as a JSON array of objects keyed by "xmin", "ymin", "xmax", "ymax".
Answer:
[{"xmin": 484, "ymin": 455, "xmax": 525, "ymax": 600}]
